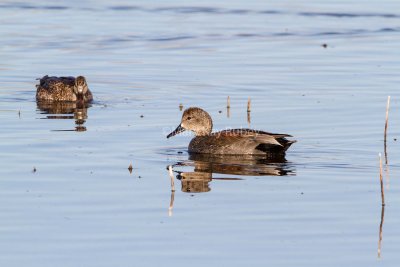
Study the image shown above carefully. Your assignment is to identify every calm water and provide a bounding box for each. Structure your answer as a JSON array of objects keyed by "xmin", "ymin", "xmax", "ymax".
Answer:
[{"xmin": 1, "ymin": 1, "xmax": 400, "ymax": 266}]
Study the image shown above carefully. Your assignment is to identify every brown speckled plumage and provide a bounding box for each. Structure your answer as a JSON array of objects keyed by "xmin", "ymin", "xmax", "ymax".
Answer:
[
  {"xmin": 36, "ymin": 75, "xmax": 93, "ymax": 102},
  {"xmin": 167, "ymin": 107, "xmax": 296, "ymax": 155}
]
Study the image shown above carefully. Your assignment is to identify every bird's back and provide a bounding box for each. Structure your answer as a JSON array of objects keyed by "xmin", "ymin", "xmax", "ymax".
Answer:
[
  {"xmin": 36, "ymin": 76, "xmax": 76, "ymax": 101},
  {"xmin": 36, "ymin": 76, "xmax": 93, "ymax": 102},
  {"xmin": 188, "ymin": 129, "xmax": 295, "ymax": 155}
]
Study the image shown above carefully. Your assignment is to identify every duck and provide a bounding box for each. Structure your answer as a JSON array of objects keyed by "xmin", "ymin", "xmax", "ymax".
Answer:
[
  {"xmin": 167, "ymin": 107, "xmax": 295, "ymax": 155},
  {"xmin": 36, "ymin": 75, "xmax": 93, "ymax": 102}
]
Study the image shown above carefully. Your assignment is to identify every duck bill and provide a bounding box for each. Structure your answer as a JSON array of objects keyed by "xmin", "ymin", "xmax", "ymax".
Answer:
[{"xmin": 167, "ymin": 124, "xmax": 186, "ymax": 138}]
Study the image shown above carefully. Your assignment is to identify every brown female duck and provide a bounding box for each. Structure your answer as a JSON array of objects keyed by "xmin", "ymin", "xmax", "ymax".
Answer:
[
  {"xmin": 167, "ymin": 107, "xmax": 295, "ymax": 155},
  {"xmin": 36, "ymin": 75, "xmax": 93, "ymax": 102}
]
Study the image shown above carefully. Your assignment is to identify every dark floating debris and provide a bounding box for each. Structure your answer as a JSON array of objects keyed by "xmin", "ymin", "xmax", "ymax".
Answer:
[
  {"xmin": 177, "ymin": 151, "xmax": 183, "ymax": 154},
  {"xmin": 321, "ymin": 43, "xmax": 328, "ymax": 48},
  {"xmin": 32, "ymin": 167, "xmax": 36, "ymax": 173},
  {"xmin": 218, "ymin": 110, "xmax": 222, "ymax": 113},
  {"xmin": 128, "ymin": 163, "xmax": 133, "ymax": 174},
  {"xmin": 140, "ymin": 115, "xmax": 144, "ymax": 118}
]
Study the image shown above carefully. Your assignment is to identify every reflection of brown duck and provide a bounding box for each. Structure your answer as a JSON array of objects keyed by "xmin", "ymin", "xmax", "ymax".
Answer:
[
  {"xmin": 177, "ymin": 172, "xmax": 212, "ymax": 193},
  {"xmin": 36, "ymin": 75, "xmax": 93, "ymax": 102},
  {"xmin": 188, "ymin": 153, "xmax": 291, "ymax": 176},
  {"xmin": 37, "ymin": 101, "xmax": 90, "ymax": 132},
  {"xmin": 167, "ymin": 107, "xmax": 296, "ymax": 155},
  {"xmin": 172, "ymin": 153, "xmax": 294, "ymax": 193}
]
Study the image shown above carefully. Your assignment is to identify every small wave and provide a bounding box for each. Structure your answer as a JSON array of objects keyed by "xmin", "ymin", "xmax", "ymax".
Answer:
[
  {"xmin": 148, "ymin": 35, "xmax": 196, "ymax": 42},
  {"xmin": 299, "ymin": 12, "xmax": 400, "ymax": 19},
  {"xmin": 312, "ymin": 27, "xmax": 400, "ymax": 36},
  {"xmin": 109, "ymin": 5, "xmax": 141, "ymax": 11},
  {"xmin": 152, "ymin": 6, "xmax": 220, "ymax": 14},
  {"xmin": 0, "ymin": 3, "xmax": 68, "ymax": 10},
  {"xmin": 377, "ymin": 27, "xmax": 400, "ymax": 32}
]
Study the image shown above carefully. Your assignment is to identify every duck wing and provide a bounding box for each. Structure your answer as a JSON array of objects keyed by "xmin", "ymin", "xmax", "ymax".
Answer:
[
  {"xmin": 217, "ymin": 129, "xmax": 296, "ymax": 153},
  {"xmin": 39, "ymin": 76, "xmax": 75, "ymax": 89},
  {"xmin": 189, "ymin": 129, "xmax": 295, "ymax": 155},
  {"xmin": 36, "ymin": 76, "xmax": 75, "ymax": 101}
]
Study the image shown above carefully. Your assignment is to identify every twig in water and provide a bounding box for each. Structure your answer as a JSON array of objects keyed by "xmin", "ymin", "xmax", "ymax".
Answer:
[
  {"xmin": 226, "ymin": 96, "xmax": 231, "ymax": 118},
  {"xmin": 168, "ymin": 165, "xmax": 175, "ymax": 192},
  {"xmin": 378, "ymin": 205, "xmax": 385, "ymax": 258},
  {"xmin": 384, "ymin": 96, "xmax": 390, "ymax": 144},
  {"xmin": 168, "ymin": 191, "xmax": 175, "ymax": 217},
  {"xmin": 383, "ymin": 96, "xmax": 391, "ymax": 188},
  {"xmin": 247, "ymin": 97, "xmax": 251, "ymax": 112},
  {"xmin": 379, "ymin": 153, "xmax": 385, "ymax": 206}
]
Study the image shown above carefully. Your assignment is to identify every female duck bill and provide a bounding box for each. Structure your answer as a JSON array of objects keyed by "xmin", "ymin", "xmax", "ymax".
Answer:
[{"xmin": 167, "ymin": 124, "xmax": 186, "ymax": 138}]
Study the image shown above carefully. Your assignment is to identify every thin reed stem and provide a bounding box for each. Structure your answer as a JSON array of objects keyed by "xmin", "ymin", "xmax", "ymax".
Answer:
[{"xmin": 379, "ymin": 153, "xmax": 385, "ymax": 206}]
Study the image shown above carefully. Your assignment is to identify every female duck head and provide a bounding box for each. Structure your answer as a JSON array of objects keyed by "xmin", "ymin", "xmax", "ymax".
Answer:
[
  {"xmin": 167, "ymin": 107, "xmax": 213, "ymax": 138},
  {"xmin": 74, "ymin": 76, "xmax": 88, "ymax": 100}
]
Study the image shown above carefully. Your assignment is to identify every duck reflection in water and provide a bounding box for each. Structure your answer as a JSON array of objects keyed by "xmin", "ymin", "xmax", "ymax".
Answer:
[
  {"xmin": 170, "ymin": 153, "xmax": 295, "ymax": 193},
  {"xmin": 36, "ymin": 101, "xmax": 91, "ymax": 132}
]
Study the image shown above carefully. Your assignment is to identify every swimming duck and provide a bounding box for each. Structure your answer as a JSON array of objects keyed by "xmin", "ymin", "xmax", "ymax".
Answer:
[
  {"xmin": 167, "ymin": 107, "xmax": 295, "ymax": 155},
  {"xmin": 36, "ymin": 75, "xmax": 93, "ymax": 102}
]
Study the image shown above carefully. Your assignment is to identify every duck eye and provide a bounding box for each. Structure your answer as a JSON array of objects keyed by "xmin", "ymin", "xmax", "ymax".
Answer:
[{"xmin": 187, "ymin": 117, "xmax": 192, "ymax": 120}]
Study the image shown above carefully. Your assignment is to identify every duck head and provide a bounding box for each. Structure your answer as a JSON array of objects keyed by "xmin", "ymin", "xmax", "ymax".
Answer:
[
  {"xmin": 74, "ymin": 76, "xmax": 88, "ymax": 101},
  {"xmin": 167, "ymin": 107, "xmax": 213, "ymax": 138}
]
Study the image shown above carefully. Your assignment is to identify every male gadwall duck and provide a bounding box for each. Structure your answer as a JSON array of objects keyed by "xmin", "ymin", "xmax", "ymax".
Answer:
[
  {"xmin": 167, "ymin": 107, "xmax": 295, "ymax": 155},
  {"xmin": 36, "ymin": 75, "xmax": 93, "ymax": 102}
]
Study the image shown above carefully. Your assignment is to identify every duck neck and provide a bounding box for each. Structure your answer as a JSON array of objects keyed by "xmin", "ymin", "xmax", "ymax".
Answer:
[{"xmin": 194, "ymin": 122, "xmax": 213, "ymax": 136}]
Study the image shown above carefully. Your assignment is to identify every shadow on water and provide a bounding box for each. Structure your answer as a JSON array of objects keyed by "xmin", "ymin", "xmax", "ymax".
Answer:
[
  {"xmin": 37, "ymin": 101, "xmax": 91, "ymax": 132},
  {"xmin": 169, "ymin": 153, "xmax": 295, "ymax": 193}
]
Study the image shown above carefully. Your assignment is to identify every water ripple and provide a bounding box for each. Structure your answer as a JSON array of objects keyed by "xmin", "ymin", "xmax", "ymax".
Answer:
[
  {"xmin": 1, "ymin": 3, "xmax": 399, "ymax": 20},
  {"xmin": 299, "ymin": 11, "xmax": 400, "ymax": 18},
  {"xmin": 0, "ymin": 3, "xmax": 68, "ymax": 10}
]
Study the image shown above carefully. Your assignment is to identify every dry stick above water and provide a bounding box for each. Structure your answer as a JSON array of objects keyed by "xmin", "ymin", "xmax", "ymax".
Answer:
[
  {"xmin": 227, "ymin": 96, "xmax": 231, "ymax": 118},
  {"xmin": 384, "ymin": 96, "xmax": 391, "ymax": 165},
  {"xmin": 377, "ymin": 97, "xmax": 390, "ymax": 258},
  {"xmin": 378, "ymin": 205, "xmax": 385, "ymax": 258},
  {"xmin": 384, "ymin": 96, "xmax": 391, "ymax": 144},
  {"xmin": 379, "ymin": 153, "xmax": 385, "ymax": 206},
  {"xmin": 247, "ymin": 98, "xmax": 251, "ymax": 126},
  {"xmin": 383, "ymin": 96, "xmax": 391, "ymax": 189},
  {"xmin": 168, "ymin": 165, "xmax": 176, "ymax": 192}
]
